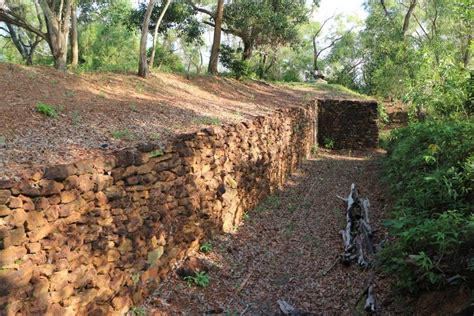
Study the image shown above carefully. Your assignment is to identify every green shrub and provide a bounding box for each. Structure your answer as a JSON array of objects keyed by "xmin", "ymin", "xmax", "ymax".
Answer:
[
  {"xmin": 199, "ymin": 241, "xmax": 213, "ymax": 253},
  {"xmin": 111, "ymin": 128, "xmax": 133, "ymax": 140},
  {"xmin": 184, "ymin": 271, "xmax": 210, "ymax": 287},
  {"xmin": 381, "ymin": 119, "xmax": 474, "ymax": 293},
  {"xmin": 36, "ymin": 102, "xmax": 58, "ymax": 118},
  {"xmin": 220, "ymin": 44, "xmax": 252, "ymax": 79},
  {"xmin": 323, "ymin": 137, "xmax": 335, "ymax": 149}
]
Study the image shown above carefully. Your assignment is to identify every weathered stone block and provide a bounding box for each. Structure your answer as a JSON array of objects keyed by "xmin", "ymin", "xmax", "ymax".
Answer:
[
  {"xmin": 0, "ymin": 190, "xmax": 11, "ymax": 204},
  {"xmin": 44, "ymin": 164, "xmax": 76, "ymax": 181},
  {"xmin": 40, "ymin": 180, "xmax": 64, "ymax": 196},
  {"xmin": 0, "ymin": 245, "xmax": 26, "ymax": 265},
  {"xmin": 8, "ymin": 208, "xmax": 27, "ymax": 227},
  {"xmin": 0, "ymin": 204, "xmax": 11, "ymax": 216},
  {"xmin": 3, "ymin": 226, "xmax": 26, "ymax": 247}
]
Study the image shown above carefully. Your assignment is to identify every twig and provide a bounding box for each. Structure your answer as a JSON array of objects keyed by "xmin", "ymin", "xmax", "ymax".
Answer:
[
  {"xmin": 320, "ymin": 255, "xmax": 340, "ymax": 276},
  {"xmin": 236, "ymin": 270, "xmax": 254, "ymax": 293},
  {"xmin": 240, "ymin": 304, "xmax": 250, "ymax": 316}
]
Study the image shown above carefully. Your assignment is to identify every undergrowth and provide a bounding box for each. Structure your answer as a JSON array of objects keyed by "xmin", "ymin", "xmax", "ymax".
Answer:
[{"xmin": 381, "ymin": 119, "xmax": 474, "ymax": 294}]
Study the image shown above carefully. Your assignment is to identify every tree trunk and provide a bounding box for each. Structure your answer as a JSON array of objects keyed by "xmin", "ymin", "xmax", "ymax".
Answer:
[
  {"xmin": 138, "ymin": 0, "xmax": 156, "ymax": 78},
  {"xmin": 242, "ymin": 40, "xmax": 253, "ymax": 61},
  {"xmin": 70, "ymin": 5, "xmax": 78, "ymax": 67},
  {"xmin": 208, "ymin": 0, "xmax": 224, "ymax": 74},
  {"xmin": 312, "ymin": 36, "xmax": 322, "ymax": 79},
  {"xmin": 5, "ymin": 24, "xmax": 30, "ymax": 64},
  {"xmin": 39, "ymin": 0, "xmax": 72, "ymax": 71},
  {"xmin": 402, "ymin": 0, "xmax": 417, "ymax": 36},
  {"xmin": 149, "ymin": 0, "xmax": 171, "ymax": 70}
]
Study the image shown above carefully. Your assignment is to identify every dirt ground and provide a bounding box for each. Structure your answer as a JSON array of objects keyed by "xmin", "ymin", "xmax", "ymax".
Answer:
[
  {"xmin": 138, "ymin": 149, "xmax": 404, "ymax": 315},
  {"xmin": 0, "ymin": 63, "xmax": 362, "ymax": 178}
]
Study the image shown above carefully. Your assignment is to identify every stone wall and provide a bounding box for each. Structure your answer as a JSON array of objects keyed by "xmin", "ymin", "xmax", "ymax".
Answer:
[
  {"xmin": 0, "ymin": 104, "xmax": 316, "ymax": 315},
  {"xmin": 317, "ymin": 99, "xmax": 378, "ymax": 149}
]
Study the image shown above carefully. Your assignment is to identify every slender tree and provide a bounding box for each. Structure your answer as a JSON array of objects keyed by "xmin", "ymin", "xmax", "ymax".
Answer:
[
  {"xmin": 70, "ymin": 4, "xmax": 78, "ymax": 66},
  {"xmin": 208, "ymin": 0, "xmax": 224, "ymax": 74},
  {"xmin": 149, "ymin": 0, "xmax": 172, "ymax": 70},
  {"xmin": 311, "ymin": 16, "xmax": 352, "ymax": 79},
  {"xmin": 138, "ymin": 0, "xmax": 155, "ymax": 78}
]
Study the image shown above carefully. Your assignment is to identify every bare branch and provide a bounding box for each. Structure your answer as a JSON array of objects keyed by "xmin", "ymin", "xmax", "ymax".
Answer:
[
  {"xmin": 312, "ymin": 14, "xmax": 335, "ymax": 41},
  {"xmin": 413, "ymin": 13, "xmax": 430, "ymax": 40},
  {"xmin": 316, "ymin": 28, "xmax": 354, "ymax": 59},
  {"xmin": 187, "ymin": 0, "xmax": 215, "ymax": 19},
  {"xmin": 0, "ymin": 8, "xmax": 47, "ymax": 40}
]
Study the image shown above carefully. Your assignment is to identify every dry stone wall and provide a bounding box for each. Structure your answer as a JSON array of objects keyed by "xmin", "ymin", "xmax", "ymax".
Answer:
[
  {"xmin": 317, "ymin": 99, "xmax": 379, "ymax": 149},
  {"xmin": 0, "ymin": 104, "xmax": 317, "ymax": 315}
]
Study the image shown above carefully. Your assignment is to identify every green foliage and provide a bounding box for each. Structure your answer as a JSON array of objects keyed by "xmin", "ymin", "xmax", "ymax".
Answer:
[
  {"xmin": 111, "ymin": 128, "xmax": 133, "ymax": 140},
  {"xmin": 323, "ymin": 137, "xmax": 335, "ymax": 149},
  {"xmin": 149, "ymin": 149, "xmax": 164, "ymax": 158},
  {"xmin": 78, "ymin": 0, "xmax": 139, "ymax": 72},
  {"xmin": 193, "ymin": 116, "xmax": 221, "ymax": 126},
  {"xmin": 130, "ymin": 306, "xmax": 146, "ymax": 316},
  {"xmin": 310, "ymin": 144, "xmax": 318, "ymax": 156},
  {"xmin": 152, "ymin": 43, "xmax": 185, "ymax": 73},
  {"xmin": 130, "ymin": 1, "xmax": 203, "ymax": 45},
  {"xmin": 131, "ymin": 272, "xmax": 140, "ymax": 285},
  {"xmin": 199, "ymin": 242, "xmax": 213, "ymax": 253},
  {"xmin": 220, "ymin": 45, "xmax": 251, "ymax": 79},
  {"xmin": 184, "ymin": 271, "xmax": 210, "ymax": 287},
  {"xmin": 36, "ymin": 102, "xmax": 58, "ymax": 118},
  {"xmin": 224, "ymin": 0, "xmax": 313, "ymax": 48},
  {"xmin": 405, "ymin": 56, "xmax": 472, "ymax": 117},
  {"xmin": 381, "ymin": 120, "xmax": 474, "ymax": 293}
]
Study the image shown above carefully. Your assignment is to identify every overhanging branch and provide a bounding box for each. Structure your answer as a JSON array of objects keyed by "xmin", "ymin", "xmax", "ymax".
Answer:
[{"xmin": 0, "ymin": 8, "xmax": 47, "ymax": 40}]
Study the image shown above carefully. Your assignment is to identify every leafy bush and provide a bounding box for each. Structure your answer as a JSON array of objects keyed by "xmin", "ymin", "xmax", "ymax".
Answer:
[
  {"xmin": 78, "ymin": 0, "xmax": 139, "ymax": 72},
  {"xmin": 36, "ymin": 102, "xmax": 58, "ymax": 118},
  {"xmin": 323, "ymin": 137, "xmax": 335, "ymax": 149},
  {"xmin": 152, "ymin": 45, "xmax": 185, "ymax": 73},
  {"xmin": 381, "ymin": 120, "xmax": 474, "ymax": 293},
  {"xmin": 220, "ymin": 44, "xmax": 251, "ymax": 79},
  {"xmin": 199, "ymin": 242, "xmax": 213, "ymax": 253},
  {"xmin": 184, "ymin": 271, "xmax": 210, "ymax": 287}
]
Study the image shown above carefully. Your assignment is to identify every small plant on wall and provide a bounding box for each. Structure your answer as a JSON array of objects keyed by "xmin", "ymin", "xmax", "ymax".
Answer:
[{"xmin": 323, "ymin": 137, "xmax": 335, "ymax": 149}]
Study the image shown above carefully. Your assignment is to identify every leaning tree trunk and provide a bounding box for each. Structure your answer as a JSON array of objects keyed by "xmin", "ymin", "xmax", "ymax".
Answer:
[
  {"xmin": 70, "ymin": 5, "xmax": 78, "ymax": 67},
  {"xmin": 138, "ymin": 0, "xmax": 156, "ymax": 78},
  {"xmin": 208, "ymin": 0, "xmax": 224, "ymax": 74},
  {"xmin": 149, "ymin": 0, "xmax": 171, "ymax": 70}
]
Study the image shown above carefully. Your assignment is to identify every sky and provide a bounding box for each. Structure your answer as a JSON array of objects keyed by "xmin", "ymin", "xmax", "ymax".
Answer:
[{"xmin": 315, "ymin": 0, "xmax": 368, "ymax": 21}]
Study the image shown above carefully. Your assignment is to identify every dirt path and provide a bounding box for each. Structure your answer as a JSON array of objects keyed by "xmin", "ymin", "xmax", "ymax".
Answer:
[{"xmin": 142, "ymin": 149, "xmax": 399, "ymax": 315}]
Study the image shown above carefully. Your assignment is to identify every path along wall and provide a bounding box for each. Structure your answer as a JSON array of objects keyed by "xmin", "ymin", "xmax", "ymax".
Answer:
[{"xmin": 0, "ymin": 104, "xmax": 317, "ymax": 315}]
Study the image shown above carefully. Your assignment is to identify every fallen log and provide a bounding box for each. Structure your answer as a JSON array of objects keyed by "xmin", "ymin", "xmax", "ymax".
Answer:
[{"xmin": 338, "ymin": 183, "xmax": 377, "ymax": 313}]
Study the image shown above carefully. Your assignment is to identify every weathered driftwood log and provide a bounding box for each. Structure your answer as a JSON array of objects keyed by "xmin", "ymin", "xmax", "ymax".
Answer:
[
  {"xmin": 338, "ymin": 183, "xmax": 377, "ymax": 313},
  {"xmin": 364, "ymin": 285, "xmax": 376, "ymax": 312},
  {"xmin": 338, "ymin": 183, "xmax": 375, "ymax": 267}
]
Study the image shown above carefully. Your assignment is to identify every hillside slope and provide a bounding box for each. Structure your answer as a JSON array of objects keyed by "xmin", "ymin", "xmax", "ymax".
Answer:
[{"xmin": 0, "ymin": 63, "xmax": 366, "ymax": 177}]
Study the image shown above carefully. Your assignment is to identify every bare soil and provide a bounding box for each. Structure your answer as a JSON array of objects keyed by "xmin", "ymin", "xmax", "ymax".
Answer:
[
  {"xmin": 0, "ymin": 63, "xmax": 361, "ymax": 178},
  {"xmin": 140, "ymin": 149, "xmax": 405, "ymax": 315}
]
